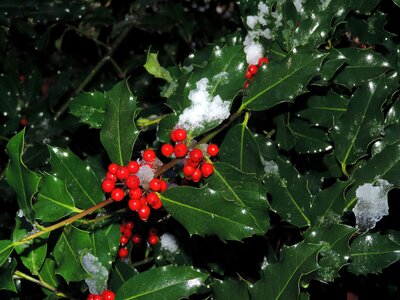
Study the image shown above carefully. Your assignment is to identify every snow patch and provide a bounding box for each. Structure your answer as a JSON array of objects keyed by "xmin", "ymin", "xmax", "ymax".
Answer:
[
  {"xmin": 353, "ymin": 179, "xmax": 393, "ymax": 230},
  {"xmin": 17, "ymin": 209, "xmax": 24, "ymax": 218},
  {"xmin": 82, "ymin": 252, "xmax": 109, "ymax": 295},
  {"xmin": 293, "ymin": 0, "xmax": 304, "ymax": 13},
  {"xmin": 136, "ymin": 164, "xmax": 155, "ymax": 190},
  {"xmin": 177, "ymin": 78, "xmax": 230, "ymax": 132},
  {"xmin": 261, "ymin": 157, "xmax": 279, "ymax": 176},
  {"xmin": 160, "ymin": 233, "xmax": 179, "ymax": 253}
]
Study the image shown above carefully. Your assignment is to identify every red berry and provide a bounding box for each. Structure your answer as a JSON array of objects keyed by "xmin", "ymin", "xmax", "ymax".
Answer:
[
  {"xmin": 111, "ymin": 188, "xmax": 125, "ymax": 201},
  {"xmin": 151, "ymin": 198, "xmax": 162, "ymax": 209},
  {"xmin": 94, "ymin": 295, "xmax": 102, "ymax": 300},
  {"xmin": 123, "ymin": 228, "xmax": 132, "ymax": 238},
  {"xmin": 120, "ymin": 224, "xmax": 125, "ymax": 233},
  {"xmin": 101, "ymin": 179, "xmax": 115, "ymax": 193},
  {"xmin": 248, "ymin": 64, "xmax": 258, "ymax": 75},
  {"xmin": 207, "ymin": 144, "xmax": 219, "ymax": 156},
  {"xmin": 245, "ymin": 71, "xmax": 252, "ymax": 79},
  {"xmin": 171, "ymin": 128, "xmax": 187, "ymax": 142},
  {"xmin": 147, "ymin": 192, "xmax": 160, "ymax": 206},
  {"xmin": 160, "ymin": 180, "xmax": 167, "ymax": 192},
  {"xmin": 148, "ymin": 235, "xmax": 158, "ymax": 245},
  {"xmin": 105, "ymin": 172, "xmax": 117, "ymax": 182},
  {"xmin": 244, "ymin": 80, "xmax": 250, "ymax": 89},
  {"xmin": 101, "ymin": 290, "xmax": 115, "ymax": 300},
  {"xmin": 118, "ymin": 247, "xmax": 128, "ymax": 258},
  {"xmin": 20, "ymin": 117, "xmax": 28, "ymax": 127},
  {"xmin": 192, "ymin": 169, "xmax": 202, "ymax": 182},
  {"xmin": 127, "ymin": 161, "xmax": 140, "ymax": 174},
  {"xmin": 201, "ymin": 163, "xmax": 214, "ymax": 177},
  {"xmin": 125, "ymin": 221, "xmax": 134, "ymax": 229},
  {"xmin": 161, "ymin": 143, "xmax": 174, "ymax": 157},
  {"xmin": 174, "ymin": 143, "xmax": 188, "ymax": 158},
  {"xmin": 258, "ymin": 57, "xmax": 269, "ymax": 66},
  {"xmin": 129, "ymin": 188, "xmax": 142, "ymax": 200},
  {"xmin": 183, "ymin": 164, "xmax": 196, "ymax": 177},
  {"xmin": 19, "ymin": 75, "xmax": 25, "ymax": 82},
  {"xmin": 126, "ymin": 175, "xmax": 140, "ymax": 189},
  {"xmin": 143, "ymin": 149, "xmax": 156, "ymax": 162},
  {"xmin": 132, "ymin": 234, "xmax": 142, "ymax": 245},
  {"xmin": 138, "ymin": 205, "xmax": 151, "ymax": 221},
  {"xmin": 120, "ymin": 235, "xmax": 128, "ymax": 245},
  {"xmin": 128, "ymin": 198, "xmax": 142, "ymax": 211},
  {"xmin": 140, "ymin": 196, "xmax": 148, "ymax": 207},
  {"xmin": 149, "ymin": 179, "xmax": 161, "ymax": 192},
  {"xmin": 189, "ymin": 148, "xmax": 203, "ymax": 163},
  {"xmin": 108, "ymin": 163, "xmax": 119, "ymax": 174},
  {"xmin": 87, "ymin": 294, "xmax": 96, "ymax": 300},
  {"xmin": 116, "ymin": 166, "xmax": 129, "ymax": 180}
]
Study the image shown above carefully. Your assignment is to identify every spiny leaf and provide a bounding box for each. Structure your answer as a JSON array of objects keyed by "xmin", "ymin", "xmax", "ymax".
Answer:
[
  {"xmin": 213, "ymin": 279, "xmax": 250, "ymax": 300},
  {"xmin": 34, "ymin": 174, "xmax": 82, "ymax": 222},
  {"xmin": 116, "ymin": 265, "xmax": 208, "ymax": 300},
  {"xmin": 0, "ymin": 240, "xmax": 14, "ymax": 268},
  {"xmin": 100, "ymin": 80, "xmax": 139, "ymax": 166},
  {"xmin": 0, "ymin": 258, "xmax": 17, "ymax": 292},
  {"xmin": 69, "ymin": 91, "xmax": 105, "ymax": 129},
  {"xmin": 48, "ymin": 146, "xmax": 103, "ymax": 209},
  {"xmin": 6, "ymin": 129, "xmax": 41, "ymax": 222}
]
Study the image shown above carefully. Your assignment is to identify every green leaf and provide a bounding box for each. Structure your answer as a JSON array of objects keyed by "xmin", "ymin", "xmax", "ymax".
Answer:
[
  {"xmin": 48, "ymin": 146, "xmax": 103, "ymax": 209},
  {"xmin": 264, "ymin": 156, "xmax": 312, "ymax": 227},
  {"xmin": 242, "ymin": 50, "xmax": 327, "ymax": 111},
  {"xmin": 384, "ymin": 100, "xmax": 400, "ymax": 145},
  {"xmin": 109, "ymin": 260, "xmax": 138, "ymax": 292},
  {"xmin": 116, "ymin": 265, "xmax": 208, "ymax": 300},
  {"xmin": 296, "ymin": 90, "xmax": 348, "ymax": 128},
  {"xmin": 251, "ymin": 242, "xmax": 322, "ymax": 300},
  {"xmin": 53, "ymin": 226, "xmax": 91, "ymax": 282},
  {"xmin": 100, "ymin": 80, "xmax": 139, "ymax": 166},
  {"xmin": 144, "ymin": 51, "xmax": 173, "ymax": 83},
  {"xmin": 333, "ymin": 49, "xmax": 391, "ymax": 88},
  {"xmin": 213, "ymin": 279, "xmax": 250, "ymax": 300},
  {"xmin": 0, "ymin": 240, "xmax": 14, "ymax": 268},
  {"xmin": 219, "ymin": 121, "xmax": 264, "ymax": 176},
  {"xmin": 394, "ymin": 0, "xmax": 400, "ymax": 7},
  {"xmin": 160, "ymin": 185, "xmax": 266, "ymax": 241},
  {"xmin": 317, "ymin": 50, "xmax": 347, "ymax": 84},
  {"xmin": 349, "ymin": 233, "xmax": 400, "ymax": 275},
  {"xmin": 331, "ymin": 77, "xmax": 388, "ymax": 173},
  {"xmin": 274, "ymin": 113, "xmax": 295, "ymax": 152},
  {"xmin": 69, "ymin": 91, "xmax": 106, "ymax": 129},
  {"xmin": 0, "ymin": 258, "xmax": 17, "ymax": 292},
  {"xmin": 89, "ymin": 224, "xmax": 119, "ymax": 272},
  {"xmin": 39, "ymin": 259, "xmax": 59, "ymax": 296},
  {"xmin": 12, "ymin": 216, "xmax": 48, "ymax": 275},
  {"xmin": 81, "ymin": 252, "xmax": 109, "ymax": 295},
  {"xmin": 6, "ymin": 129, "xmax": 41, "ymax": 222},
  {"xmin": 34, "ymin": 174, "xmax": 82, "ymax": 222},
  {"xmin": 305, "ymin": 224, "xmax": 356, "ymax": 282}
]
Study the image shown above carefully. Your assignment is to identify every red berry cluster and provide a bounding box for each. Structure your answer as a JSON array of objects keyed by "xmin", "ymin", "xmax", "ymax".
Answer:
[
  {"xmin": 161, "ymin": 128, "xmax": 218, "ymax": 182},
  {"xmin": 101, "ymin": 150, "xmax": 165, "ymax": 221},
  {"xmin": 243, "ymin": 56, "xmax": 269, "ymax": 89},
  {"xmin": 117, "ymin": 221, "xmax": 159, "ymax": 259},
  {"xmin": 87, "ymin": 290, "xmax": 115, "ymax": 300}
]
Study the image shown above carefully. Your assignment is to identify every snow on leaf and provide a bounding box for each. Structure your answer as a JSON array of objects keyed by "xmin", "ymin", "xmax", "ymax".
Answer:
[{"xmin": 82, "ymin": 252, "xmax": 109, "ymax": 295}]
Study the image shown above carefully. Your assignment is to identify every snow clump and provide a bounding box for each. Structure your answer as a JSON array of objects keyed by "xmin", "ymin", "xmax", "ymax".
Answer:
[
  {"xmin": 160, "ymin": 233, "xmax": 179, "ymax": 253},
  {"xmin": 82, "ymin": 252, "xmax": 109, "ymax": 294}
]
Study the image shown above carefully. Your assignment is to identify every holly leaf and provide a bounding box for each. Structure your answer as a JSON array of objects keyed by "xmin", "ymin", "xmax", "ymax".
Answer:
[
  {"xmin": 0, "ymin": 240, "xmax": 14, "ymax": 268},
  {"xmin": 330, "ymin": 77, "xmax": 387, "ymax": 174},
  {"xmin": 242, "ymin": 49, "xmax": 327, "ymax": 111},
  {"xmin": 69, "ymin": 91, "xmax": 105, "ymax": 129},
  {"xmin": 213, "ymin": 279, "xmax": 250, "ymax": 300},
  {"xmin": 274, "ymin": 113, "xmax": 295, "ymax": 152},
  {"xmin": 34, "ymin": 174, "xmax": 82, "ymax": 222},
  {"xmin": 6, "ymin": 129, "xmax": 41, "ymax": 222},
  {"xmin": 100, "ymin": 80, "xmax": 139, "ymax": 166},
  {"xmin": 53, "ymin": 226, "xmax": 91, "ymax": 282},
  {"xmin": 349, "ymin": 233, "xmax": 400, "ymax": 275},
  {"xmin": 251, "ymin": 242, "xmax": 322, "ymax": 300},
  {"xmin": 144, "ymin": 51, "xmax": 173, "ymax": 83},
  {"xmin": 39, "ymin": 259, "xmax": 59, "ymax": 296},
  {"xmin": 0, "ymin": 258, "xmax": 17, "ymax": 292},
  {"xmin": 109, "ymin": 261, "xmax": 138, "ymax": 292},
  {"xmin": 116, "ymin": 265, "xmax": 208, "ymax": 300},
  {"xmin": 160, "ymin": 185, "xmax": 266, "ymax": 241},
  {"xmin": 48, "ymin": 146, "xmax": 103, "ymax": 209}
]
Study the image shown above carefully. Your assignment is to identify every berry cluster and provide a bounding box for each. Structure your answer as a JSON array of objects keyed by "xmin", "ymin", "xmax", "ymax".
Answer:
[
  {"xmin": 243, "ymin": 56, "xmax": 269, "ymax": 89},
  {"xmin": 101, "ymin": 150, "xmax": 165, "ymax": 221},
  {"xmin": 87, "ymin": 290, "xmax": 115, "ymax": 300},
  {"xmin": 117, "ymin": 221, "xmax": 159, "ymax": 259},
  {"xmin": 161, "ymin": 128, "xmax": 218, "ymax": 182}
]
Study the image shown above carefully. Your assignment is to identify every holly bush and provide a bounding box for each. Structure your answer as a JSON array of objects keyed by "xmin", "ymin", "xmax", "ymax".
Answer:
[{"xmin": 1, "ymin": 0, "xmax": 400, "ymax": 299}]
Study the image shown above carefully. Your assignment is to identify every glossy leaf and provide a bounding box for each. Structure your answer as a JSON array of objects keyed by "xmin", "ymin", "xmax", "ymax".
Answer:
[
  {"xmin": 39, "ymin": 259, "xmax": 59, "ymax": 296},
  {"xmin": 349, "ymin": 233, "xmax": 400, "ymax": 275},
  {"xmin": 13, "ymin": 216, "xmax": 48, "ymax": 275},
  {"xmin": 144, "ymin": 51, "xmax": 173, "ymax": 82},
  {"xmin": 34, "ymin": 174, "xmax": 82, "ymax": 222},
  {"xmin": 48, "ymin": 146, "xmax": 103, "ymax": 209},
  {"xmin": 6, "ymin": 129, "xmax": 41, "ymax": 222},
  {"xmin": 109, "ymin": 260, "xmax": 138, "ymax": 292},
  {"xmin": 69, "ymin": 91, "xmax": 105, "ymax": 129},
  {"xmin": 242, "ymin": 50, "xmax": 327, "ymax": 111},
  {"xmin": 53, "ymin": 226, "xmax": 91, "ymax": 282},
  {"xmin": 0, "ymin": 240, "xmax": 14, "ymax": 268},
  {"xmin": 251, "ymin": 242, "xmax": 322, "ymax": 300},
  {"xmin": 331, "ymin": 77, "xmax": 388, "ymax": 173},
  {"xmin": 213, "ymin": 279, "xmax": 250, "ymax": 300},
  {"xmin": 219, "ymin": 121, "xmax": 264, "ymax": 176},
  {"xmin": 100, "ymin": 80, "xmax": 139, "ymax": 166},
  {"xmin": 0, "ymin": 258, "xmax": 17, "ymax": 292},
  {"xmin": 116, "ymin": 265, "xmax": 208, "ymax": 300},
  {"xmin": 274, "ymin": 113, "xmax": 295, "ymax": 152},
  {"xmin": 160, "ymin": 185, "xmax": 266, "ymax": 241}
]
